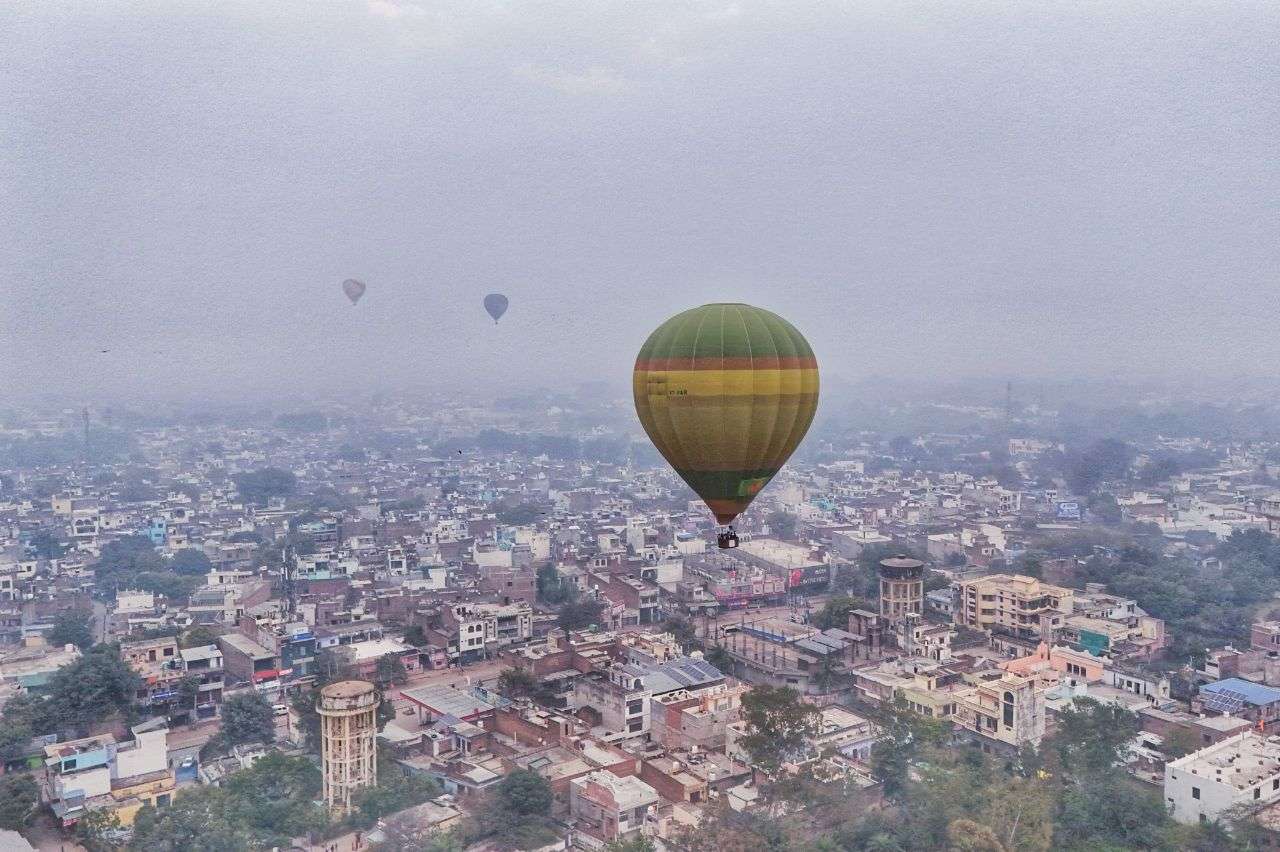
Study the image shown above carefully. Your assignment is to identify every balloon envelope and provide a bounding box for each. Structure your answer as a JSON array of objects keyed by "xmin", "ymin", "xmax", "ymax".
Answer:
[
  {"xmin": 633, "ymin": 303, "xmax": 819, "ymax": 525},
  {"xmin": 342, "ymin": 279, "xmax": 366, "ymax": 304},
  {"xmin": 484, "ymin": 293, "xmax": 509, "ymax": 323}
]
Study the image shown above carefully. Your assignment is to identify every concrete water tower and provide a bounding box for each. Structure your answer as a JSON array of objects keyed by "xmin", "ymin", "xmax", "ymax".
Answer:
[
  {"xmin": 318, "ymin": 680, "xmax": 379, "ymax": 814},
  {"xmin": 878, "ymin": 554, "xmax": 924, "ymax": 622}
]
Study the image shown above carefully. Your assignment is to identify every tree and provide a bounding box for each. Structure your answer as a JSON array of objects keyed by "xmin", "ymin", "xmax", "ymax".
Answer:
[
  {"xmin": 558, "ymin": 597, "xmax": 605, "ymax": 633},
  {"xmin": 232, "ymin": 467, "xmax": 297, "ymax": 506},
  {"xmin": 93, "ymin": 534, "xmax": 201, "ymax": 601},
  {"xmin": 469, "ymin": 769, "xmax": 558, "ymax": 849},
  {"xmin": 767, "ymin": 510, "xmax": 798, "ymax": 541},
  {"xmin": 0, "ymin": 693, "xmax": 37, "ymax": 758},
  {"xmin": 180, "ymin": 625, "xmax": 218, "ymax": 649},
  {"xmin": 28, "ymin": 528, "xmax": 65, "ymax": 560},
  {"xmin": 604, "ymin": 838, "xmax": 656, "ymax": 852},
  {"xmin": 812, "ymin": 595, "xmax": 874, "ymax": 630},
  {"xmin": 1065, "ymin": 438, "xmax": 1134, "ymax": 495},
  {"xmin": 664, "ymin": 615, "xmax": 698, "ymax": 651},
  {"xmin": 498, "ymin": 667, "xmax": 539, "ymax": 698},
  {"xmin": 706, "ymin": 645, "xmax": 733, "ymax": 673},
  {"xmin": 76, "ymin": 807, "xmax": 124, "ymax": 852},
  {"xmin": 176, "ymin": 676, "xmax": 201, "ymax": 715},
  {"xmin": 220, "ymin": 692, "xmax": 275, "ymax": 748},
  {"xmin": 46, "ymin": 643, "xmax": 143, "ymax": 735},
  {"xmin": 170, "ymin": 548, "xmax": 213, "ymax": 576},
  {"xmin": 1086, "ymin": 493, "xmax": 1122, "ymax": 524},
  {"xmin": 537, "ymin": 564, "xmax": 575, "ymax": 605},
  {"xmin": 131, "ymin": 752, "xmax": 324, "ymax": 851},
  {"xmin": 348, "ymin": 747, "xmax": 441, "ymax": 829},
  {"xmin": 738, "ymin": 685, "xmax": 821, "ymax": 775},
  {"xmin": 0, "ymin": 773, "xmax": 38, "ymax": 830},
  {"xmin": 48, "ymin": 607, "xmax": 95, "ymax": 649},
  {"xmin": 869, "ymin": 699, "xmax": 953, "ymax": 802},
  {"xmin": 402, "ymin": 624, "xmax": 428, "ymax": 647},
  {"xmin": 946, "ymin": 819, "xmax": 1006, "ymax": 852},
  {"xmin": 375, "ymin": 653, "xmax": 409, "ymax": 689},
  {"xmin": 974, "ymin": 777, "xmax": 1054, "ymax": 852},
  {"xmin": 496, "ymin": 502, "xmax": 544, "ymax": 525},
  {"xmin": 1049, "ymin": 698, "xmax": 1138, "ymax": 775},
  {"xmin": 495, "ymin": 768, "xmax": 552, "ymax": 816}
]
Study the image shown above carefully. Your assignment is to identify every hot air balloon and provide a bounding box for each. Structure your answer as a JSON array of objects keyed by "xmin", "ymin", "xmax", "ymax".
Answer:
[
  {"xmin": 342, "ymin": 279, "xmax": 366, "ymax": 305},
  {"xmin": 633, "ymin": 303, "xmax": 819, "ymax": 548},
  {"xmin": 484, "ymin": 293, "xmax": 508, "ymax": 324}
]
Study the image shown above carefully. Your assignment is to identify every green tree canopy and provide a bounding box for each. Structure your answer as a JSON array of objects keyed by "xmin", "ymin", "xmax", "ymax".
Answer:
[
  {"xmin": 170, "ymin": 548, "xmax": 213, "ymax": 576},
  {"xmin": 738, "ymin": 685, "xmax": 821, "ymax": 776},
  {"xmin": 233, "ymin": 467, "xmax": 298, "ymax": 506},
  {"xmin": 131, "ymin": 751, "xmax": 324, "ymax": 851},
  {"xmin": 557, "ymin": 597, "xmax": 605, "ymax": 633},
  {"xmin": 375, "ymin": 653, "xmax": 409, "ymax": 689},
  {"xmin": 46, "ymin": 643, "xmax": 143, "ymax": 735},
  {"xmin": 0, "ymin": 773, "xmax": 38, "ymax": 831},
  {"xmin": 219, "ymin": 692, "xmax": 276, "ymax": 749},
  {"xmin": 48, "ymin": 607, "xmax": 95, "ymax": 649},
  {"xmin": 180, "ymin": 625, "xmax": 219, "ymax": 649}
]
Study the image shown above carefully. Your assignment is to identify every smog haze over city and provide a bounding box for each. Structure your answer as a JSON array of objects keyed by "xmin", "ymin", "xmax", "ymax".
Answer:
[
  {"xmin": 11, "ymin": 4, "xmax": 1280, "ymax": 852},
  {"xmin": 3, "ymin": 1, "xmax": 1278, "ymax": 407}
]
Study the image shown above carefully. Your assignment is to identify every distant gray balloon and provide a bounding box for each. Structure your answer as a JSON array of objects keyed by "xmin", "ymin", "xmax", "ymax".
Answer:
[
  {"xmin": 484, "ymin": 293, "xmax": 508, "ymax": 324},
  {"xmin": 342, "ymin": 279, "xmax": 366, "ymax": 304}
]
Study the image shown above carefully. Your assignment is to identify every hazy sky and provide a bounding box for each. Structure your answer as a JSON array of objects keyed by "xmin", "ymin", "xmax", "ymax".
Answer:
[{"xmin": 3, "ymin": 1, "xmax": 1277, "ymax": 402}]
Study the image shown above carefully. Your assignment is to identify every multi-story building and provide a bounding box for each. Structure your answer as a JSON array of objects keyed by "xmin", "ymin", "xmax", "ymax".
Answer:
[
  {"xmin": 177, "ymin": 643, "xmax": 225, "ymax": 716},
  {"xmin": 572, "ymin": 664, "xmax": 652, "ymax": 739},
  {"xmin": 568, "ymin": 770, "xmax": 658, "ymax": 848},
  {"xmin": 43, "ymin": 719, "xmax": 173, "ymax": 828},
  {"xmin": 121, "ymin": 636, "xmax": 186, "ymax": 711},
  {"xmin": 955, "ymin": 574, "xmax": 1074, "ymax": 648},
  {"xmin": 437, "ymin": 602, "xmax": 533, "ymax": 664},
  {"xmin": 217, "ymin": 632, "xmax": 281, "ymax": 689},
  {"xmin": 1253, "ymin": 621, "xmax": 1280, "ymax": 655},
  {"xmin": 951, "ymin": 671, "xmax": 1046, "ymax": 753},
  {"xmin": 1165, "ymin": 732, "xmax": 1280, "ymax": 824}
]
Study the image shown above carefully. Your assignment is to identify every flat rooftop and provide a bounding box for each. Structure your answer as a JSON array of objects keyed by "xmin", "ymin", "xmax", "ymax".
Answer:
[
  {"xmin": 402, "ymin": 684, "xmax": 494, "ymax": 720},
  {"xmin": 1170, "ymin": 732, "xmax": 1280, "ymax": 789}
]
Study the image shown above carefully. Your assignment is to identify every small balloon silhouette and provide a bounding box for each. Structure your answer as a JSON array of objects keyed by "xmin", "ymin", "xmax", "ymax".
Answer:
[
  {"xmin": 483, "ymin": 293, "xmax": 508, "ymax": 324},
  {"xmin": 342, "ymin": 279, "xmax": 366, "ymax": 305}
]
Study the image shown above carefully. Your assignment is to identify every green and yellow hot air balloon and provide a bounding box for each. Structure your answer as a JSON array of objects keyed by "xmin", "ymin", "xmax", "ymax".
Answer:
[{"xmin": 633, "ymin": 303, "xmax": 819, "ymax": 547}]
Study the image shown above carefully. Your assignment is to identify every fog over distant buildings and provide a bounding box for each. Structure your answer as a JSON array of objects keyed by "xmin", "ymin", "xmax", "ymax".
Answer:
[{"xmin": 2, "ymin": 1, "xmax": 1278, "ymax": 401}]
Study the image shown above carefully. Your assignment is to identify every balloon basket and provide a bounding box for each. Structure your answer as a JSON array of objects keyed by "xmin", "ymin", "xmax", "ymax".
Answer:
[{"xmin": 717, "ymin": 528, "xmax": 739, "ymax": 549}]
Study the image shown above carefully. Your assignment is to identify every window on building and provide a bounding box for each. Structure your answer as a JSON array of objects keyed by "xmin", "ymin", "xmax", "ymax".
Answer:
[{"xmin": 1192, "ymin": 787, "xmax": 1201, "ymax": 800}]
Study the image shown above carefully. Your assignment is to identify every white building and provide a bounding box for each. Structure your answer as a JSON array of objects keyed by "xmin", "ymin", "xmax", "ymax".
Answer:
[{"xmin": 1164, "ymin": 732, "xmax": 1280, "ymax": 824}]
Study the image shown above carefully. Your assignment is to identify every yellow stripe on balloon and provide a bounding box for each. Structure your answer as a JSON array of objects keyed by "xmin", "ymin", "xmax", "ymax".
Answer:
[{"xmin": 633, "ymin": 368, "xmax": 818, "ymax": 398}]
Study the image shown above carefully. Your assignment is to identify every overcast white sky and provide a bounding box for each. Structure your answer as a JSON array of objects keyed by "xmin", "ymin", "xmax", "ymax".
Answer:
[{"xmin": 2, "ymin": 1, "xmax": 1277, "ymax": 402}]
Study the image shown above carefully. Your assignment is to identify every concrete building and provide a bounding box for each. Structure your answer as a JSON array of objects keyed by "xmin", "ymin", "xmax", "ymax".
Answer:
[
  {"xmin": 43, "ymin": 719, "xmax": 172, "ymax": 828},
  {"xmin": 732, "ymin": 538, "xmax": 830, "ymax": 595},
  {"xmin": 955, "ymin": 574, "xmax": 1074, "ymax": 645},
  {"xmin": 1165, "ymin": 732, "xmax": 1280, "ymax": 824},
  {"xmin": 319, "ymin": 680, "xmax": 380, "ymax": 815},
  {"xmin": 568, "ymin": 769, "xmax": 659, "ymax": 847},
  {"xmin": 952, "ymin": 671, "xmax": 1046, "ymax": 753}
]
